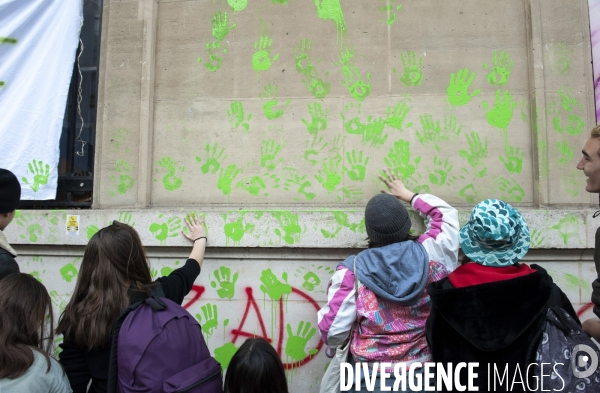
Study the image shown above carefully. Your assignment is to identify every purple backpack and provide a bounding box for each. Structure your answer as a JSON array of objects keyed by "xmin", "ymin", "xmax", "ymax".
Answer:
[{"xmin": 107, "ymin": 285, "xmax": 222, "ymax": 393}]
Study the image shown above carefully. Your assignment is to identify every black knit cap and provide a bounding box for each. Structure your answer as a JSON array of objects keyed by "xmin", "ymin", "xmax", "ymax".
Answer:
[
  {"xmin": 365, "ymin": 193, "xmax": 412, "ymax": 245},
  {"xmin": 0, "ymin": 168, "xmax": 21, "ymax": 214}
]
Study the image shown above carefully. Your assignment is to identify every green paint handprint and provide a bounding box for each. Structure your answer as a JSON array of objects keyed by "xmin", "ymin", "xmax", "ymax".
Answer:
[
  {"xmin": 212, "ymin": 11, "xmax": 232, "ymax": 41},
  {"xmin": 302, "ymin": 102, "xmax": 328, "ymax": 135},
  {"xmin": 378, "ymin": 0, "xmax": 402, "ymax": 25},
  {"xmin": 260, "ymin": 269, "xmax": 292, "ymax": 300},
  {"xmin": 204, "ymin": 41, "xmax": 225, "ymax": 72},
  {"xmin": 236, "ymin": 176, "xmax": 267, "ymax": 196},
  {"xmin": 60, "ymin": 262, "xmax": 78, "ymax": 283},
  {"xmin": 217, "ymin": 165, "xmax": 241, "ymax": 195},
  {"xmin": 15, "ymin": 211, "xmax": 42, "ymax": 243},
  {"xmin": 396, "ymin": 50, "xmax": 423, "ymax": 86},
  {"xmin": 497, "ymin": 177, "xmax": 525, "ymax": 203},
  {"xmin": 304, "ymin": 136, "xmax": 328, "ymax": 165},
  {"xmin": 211, "ymin": 266, "xmax": 238, "ymax": 299},
  {"xmin": 428, "ymin": 157, "xmax": 452, "ymax": 186},
  {"xmin": 565, "ymin": 114, "xmax": 584, "ymax": 135},
  {"xmin": 552, "ymin": 215, "xmax": 581, "ymax": 245},
  {"xmin": 117, "ymin": 211, "xmax": 136, "ymax": 227},
  {"xmin": 86, "ymin": 225, "xmax": 100, "ymax": 240},
  {"xmin": 315, "ymin": 156, "xmax": 343, "ymax": 191},
  {"xmin": 314, "ymin": 0, "xmax": 347, "ymax": 34},
  {"xmin": 227, "ymin": 0, "xmax": 247, "ymax": 12},
  {"xmin": 252, "ymin": 36, "xmax": 279, "ymax": 72},
  {"xmin": 558, "ymin": 89, "xmax": 582, "ymax": 113},
  {"xmin": 339, "ymin": 50, "xmax": 371, "ymax": 101},
  {"xmin": 22, "ymin": 160, "xmax": 50, "ymax": 192},
  {"xmin": 284, "ymin": 169, "xmax": 316, "ymax": 201},
  {"xmin": 227, "ymin": 101, "xmax": 252, "ymax": 132},
  {"xmin": 416, "ymin": 114, "xmax": 446, "ymax": 150},
  {"xmin": 499, "ymin": 145, "xmax": 524, "ymax": 174},
  {"xmin": 261, "ymin": 140, "xmax": 282, "ymax": 170},
  {"xmin": 295, "ymin": 39, "xmax": 331, "ymax": 99},
  {"xmin": 553, "ymin": 42, "xmax": 571, "ymax": 75},
  {"xmin": 385, "ymin": 102, "xmax": 410, "ymax": 131},
  {"xmin": 302, "ymin": 272, "xmax": 321, "ymax": 291},
  {"xmin": 458, "ymin": 183, "xmax": 478, "ymax": 203},
  {"xmin": 562, "ymin": 170, "xmax": 581, "ymax": 197},
  {"xmin": 345, "ymin": 150, "xmax": 369, "ymax": 181},
  {"xmin": 199, "ymin": 143, "xmax": 226, "ymax": 174},
  {"xmin": 157, "ymin": 156, "xmax": 183, "ymax": 191},
  {"xmin": 273, "ymin": 211, "xmax": 302, "ymax": 245},
  {"xmin": 482, "ymin": 90, "xmax": 517, "ymax": 129},
  {"xmin": 384, "ymin": 139, "xmax": 420, "ymax": 180},
  {"xmin": 261, "ymin": 84, "xmax": 290, "ymax": 120},
  {"xmin": 447, "ymin": 68, "xmax": 480, "ymax": 106},
  {"xmin": 459, "ymin": 132, "xmax": 487, "ymax": 177},
  {"xmin": 530, "ymin": 228, "xmax": 545, "ymax": 248},
  {"xmin": 285, "ymin": 321, "xmax": 317, "ymax": 361},
  {"xmin": 223, "ymin": 214, "xmax": 254, "ymax": 244},
  {"xmin": 486, "ymin": 50, "xmax": 513, "ymax": 86},
  {"xmin": 111, "ymin": 160, "xmax": 134, "ymax": 195},
  {"xmin": 197, "ymin": 303, "xmax": 219, "ymax": 338},
  {"xmin": 363, "ymin": 117, "xmax": 387, "ymax": 147},
  {"xmin": 149, "ymin": 214, "xmax": 181, "ymax": 246},
  {"xmin": 444, "ymin": 114, "xmax": 462, "ymax": 136},
  {"xmin": 214, "ymin": 343, "xmax": 238, "ymax": 369},
  {"xmin": 547, "ymin": 101, "xmax": 563, "ymax": 134}
]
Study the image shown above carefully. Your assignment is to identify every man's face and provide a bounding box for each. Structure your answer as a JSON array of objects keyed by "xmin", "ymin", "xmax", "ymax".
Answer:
[{"xmin": 576, "ymin": 137, "xmax": 600, "ymax": 193}]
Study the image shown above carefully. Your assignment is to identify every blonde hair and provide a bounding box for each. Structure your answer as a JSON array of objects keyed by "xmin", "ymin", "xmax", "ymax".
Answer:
[{"xmin": 591, "ymin": 124, "xmax": 600, "ymax": 138}]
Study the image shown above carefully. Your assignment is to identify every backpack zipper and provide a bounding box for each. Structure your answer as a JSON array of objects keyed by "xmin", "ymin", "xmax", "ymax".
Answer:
[{"xmin": 173, "ymin": 369, "xmax": 221, "ymax": 393}]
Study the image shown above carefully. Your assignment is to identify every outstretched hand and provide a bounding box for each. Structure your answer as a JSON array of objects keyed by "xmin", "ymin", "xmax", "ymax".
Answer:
[
  {"xmin": 378, "ymin": 168, "xmax": 415, "ymax": 203},
  {"xmin": 182, "ymin": 213, "xmax": 206, "ymax": 242}
]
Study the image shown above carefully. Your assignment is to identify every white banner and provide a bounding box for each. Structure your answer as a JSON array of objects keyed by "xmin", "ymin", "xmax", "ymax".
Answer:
[{"xmin": 0, "ymin": 0, "xmax": 82, "ymax": 200}]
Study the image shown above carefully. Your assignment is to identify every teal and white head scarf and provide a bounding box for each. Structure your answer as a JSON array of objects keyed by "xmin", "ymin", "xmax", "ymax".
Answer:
[{"xmin": 459, "ymin": 199, "xmax": 530, "ymax": 267}]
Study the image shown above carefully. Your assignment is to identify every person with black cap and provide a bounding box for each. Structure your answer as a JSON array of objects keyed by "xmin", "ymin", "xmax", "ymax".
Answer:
[
  {"xmin": 317, "ymin": 168, "xmax": 459, "ymax": 392},
  {"xmin": 0, "ymin": 168, "xmax": 21, "ymax": 281}
]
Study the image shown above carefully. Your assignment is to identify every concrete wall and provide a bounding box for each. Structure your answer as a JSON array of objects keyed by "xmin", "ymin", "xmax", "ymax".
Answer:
[{"xmin": 8, "ymin": 0, "xmax": 600, "ymax": 391}]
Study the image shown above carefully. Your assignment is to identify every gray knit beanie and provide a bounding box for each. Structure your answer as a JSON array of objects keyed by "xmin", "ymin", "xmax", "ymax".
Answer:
[{"xmin": 365, "ymin": 193, "xmax": 412, "ymax": 245}]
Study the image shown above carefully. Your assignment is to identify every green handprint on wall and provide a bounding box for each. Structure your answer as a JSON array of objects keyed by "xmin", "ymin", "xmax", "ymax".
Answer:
[
  {"xmin": 345, "ymin": 150, "xmax": 369, "ymax": 181},
  {"xmin": 261, "ymin": 140, "xmax": 283, "ymax": 171},
  {"xmin": 212, "ymin": 11, "xmax": 233, "ymax": 41},
  {"xmin": 416, "ymin": 114, "xmax": 446, "ymax": 151},
  {"xmin": 302, "ymin": 272, "xmax": 321, "ymax": 291},
  {"xmin": 385, "ymin": 102, "xmax": 411, "ymax": 131},
  {"xmin": 197, "ymin": 303, "xmax": 219, "ymax": 338},
  {"xmin": 156, "ymin": 156, "xmax": 183, "ymax": 191},
  {"xmin": 204, "ymin": 41, "xmax": 225, "ymax": 72},
  {"xmin": 444, "ymin": 114, "xmax": 462, "ymax": 136},
  {"xmin": 22, "ymin": 160, "xmax": 50, "ymax": 192},
  {"xmin": 552, "ymin": 42, "xmax": 572, "ymax": 75},
  {"xmin": 486, "ymin": 50, "xmax": 513, "ymax": 86},
  {"xmin": 482, "ymin": 90, "xmax": 517, "ymax": 130},
  {"xmin": 396, "ymin": 50, "xmax": 423, "ymax": 86},
  {"xmin": 295, "ymin": 39, "xmax": 331, "ymax": 99},
  {"xmin": 459, "ymin": 132, "xmax": 487, "ymax": 177},
  {"xmin": 217, "ymin": 164, "xmax": 241, "ymax": 195},
  {"xmin": 227, "ymin": 101, "xmax": 252, "ymax": 132},
  {"xmin": 447, "ymin": 68, "xmax": 480, "ymax": 106},
  {"xmin": 223, "ymin": 214, "xmax": 254, "ymax": 245},
  {"xmin": 199, "ymin": 143, "xmax": 227, "ymax": 175},
  {"xmin": 304, "ymin": 136, "xmax": 328, "ymax": 165},
  {"xmin": 458, "ymin": 183, "xmax": 478, "ymax": 203},
  {"xmin": 284, "ymin": 169, "xmax": 316, "ymax": 201},
  {"xmin": 261, "ymin": 84, "xmax": 290, "ymax": 120},
  {"xmin": 497, "ymin": 177, "xmax": 525, "ymax": 203},
  {"xmin": 252, "ymin": 36, "xmax": 279, "ymax": 72},
  {"xmin": 384, "ymin": 139, "xmax": 421, "ymax": 180},
  {"xmin": 236, "ymin": 176, "xmax": 267, "ymax": 196},
  {"xmin": 530, "ymin": 228, "xmax": 545, "ymax": 248},
  {"xmin": 259, "ymin": 268, "xmax": 292, "ymax": 300},
  {"xmin": 558, "ymin": 89, "xmax": 582, "ymax": 113},
  {"xmin": 565, "ymin": 114, "xmax": 584, "ymax": 135},
  {"xmin": 556, "ymin": 140, "xmax": 574, "ymax": 166},
  {"xmin": 111, "ymin": 160, "xmax": 134, "ymax": 195},
  {"xmin": 378, "ymin": 0, "xmax": 402, "ymax": 25},
  {"xmin": 149, "ymin": 214, "xmax": 181, "ymax": 246},
  {"xmin": 499, "ymin": 145, "xmax": 524, "ymax": 174},
  {"xmin": 285, "ymin": 321, "xmax": 318, "ymax": 361},
  {"xmin": 562, "ymin": 170, "xmax": 581, "ymax": 197},
  {"xmin": 552, "ymin": 215, "xmax": 581, "ymax": 246},
  {"xmin": 273, "ymin": 211, "xmax": 302, "ymax": 245},
  {"xmin": 227, "ymin": 0, "xmax": 247, "ymax": 12},
  {"xmin": 428, "ymin": 157, "xmax": 453, "ymax": 186},
  {"xmin": 302, "ymin": 102, "xmax": 328, "ymax": 135},
  {"xmin": 314, "ymin": 0, "xmax": 347, "ymax": 35},
  {"xmin": 15, "ymin": 211, "xmax": 42, "ymax": 243},
  {"xmin": 214, "ymin": 343, "xmax": 237, "ymax": 369},
  {"xmin": 321, "ymin": 211, "xmax": 364, "ymax": 238},
  {"xmin": 363, "ymin": 117, "xmax": 388, "ymax": 147},
  {"xmin": 315, "ymin": 156, "xmax": 343, "ymax": 191},
  {"xmin": 211, "ymin": 266, "xmax": 238, "ymax": 299},
  {"xmin": 339, "ymin": 49, "xmax": 371, "ymax": 102},
  {"xmin": 60, "ymin": 262, "xmax": 78, "ymax": 283}
]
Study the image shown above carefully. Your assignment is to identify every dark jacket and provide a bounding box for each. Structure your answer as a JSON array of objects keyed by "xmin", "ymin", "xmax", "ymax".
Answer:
[
  {"xmin": 593, "ymin": 227, "xmax": 600, "ymax": 318},
  {"xmin": 0, "ymin": 230, "xmax": 19, "ymax": 280},
  {"xmin": 426, "ymin": 264, "xmax": 578, "ymax": 393},
  {"xmin": 59, "ymin": 258, "xmax": 200, "ymax": 393}
]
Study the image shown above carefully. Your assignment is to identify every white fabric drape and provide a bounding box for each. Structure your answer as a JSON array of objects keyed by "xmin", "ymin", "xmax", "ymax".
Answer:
[{"xmin": 0, "ymin": 0, "xmax": 83, "ymax": 200}]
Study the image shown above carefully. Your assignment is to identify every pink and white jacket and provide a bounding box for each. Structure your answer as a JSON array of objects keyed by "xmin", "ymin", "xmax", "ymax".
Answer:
[{"xmin": 317, "ymin": 193, "xmax": 459, "ymax": 366}]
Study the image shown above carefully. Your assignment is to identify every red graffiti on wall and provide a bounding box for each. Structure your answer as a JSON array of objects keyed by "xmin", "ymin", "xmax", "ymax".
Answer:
[
  {"xmin": 183, "ymin": 285, "xmax": 323, "ymax": 369},
  {"xmin": 577, "ymin": 302, "xmax": 594, "ymax": 317}
]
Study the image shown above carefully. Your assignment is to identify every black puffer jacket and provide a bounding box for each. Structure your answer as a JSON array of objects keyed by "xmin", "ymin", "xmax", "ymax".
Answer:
[
  {"xmin": 592, "ymin": 227, "xmax": 600, "ymax": 317},
  {"xmin": 0, "ymin": 247, "xmax": 19, "ymax": 280},
  {"xmin": 426, "ymin": 265, "xmax": 577, "ymax": 393}
]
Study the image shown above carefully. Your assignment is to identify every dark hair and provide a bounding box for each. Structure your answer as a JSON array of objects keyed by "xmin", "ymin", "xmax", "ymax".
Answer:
[
  {"xmin": 366, "ymin": 233, "xmax": 419, "ymax": 248},
  {"xmin": 224, "ymin": 338, "xmax": 289, "ymax": 393},
  {"xmin": 56, "ymin": 222, "xmax": 153, "ymax": 349},
  {"xmin": 0, "ymin": 273, "xmax": 54, "ymax": 378}
]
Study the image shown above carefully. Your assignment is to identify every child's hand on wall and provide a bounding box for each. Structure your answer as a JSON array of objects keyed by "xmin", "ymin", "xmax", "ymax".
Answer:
[
  {"xmin": 379, "ymin": 167, "xmax": 415, "ymax": 203},
  {"xmin": 183, "ymin": 213, "xmax": 207, "ymax": 266}
]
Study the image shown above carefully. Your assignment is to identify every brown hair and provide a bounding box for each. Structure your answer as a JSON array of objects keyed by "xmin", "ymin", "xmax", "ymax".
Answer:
[
  {"xmin": 0, "ymin": 273, "xmax": 54, "ymax": 378},
  {"xmin": 591, "ymin": 124, "xmax": 600, "ymax": 138},
  {"xmin": 56, "ymin": 222, "xmax": 153, "ymax": 349}
]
